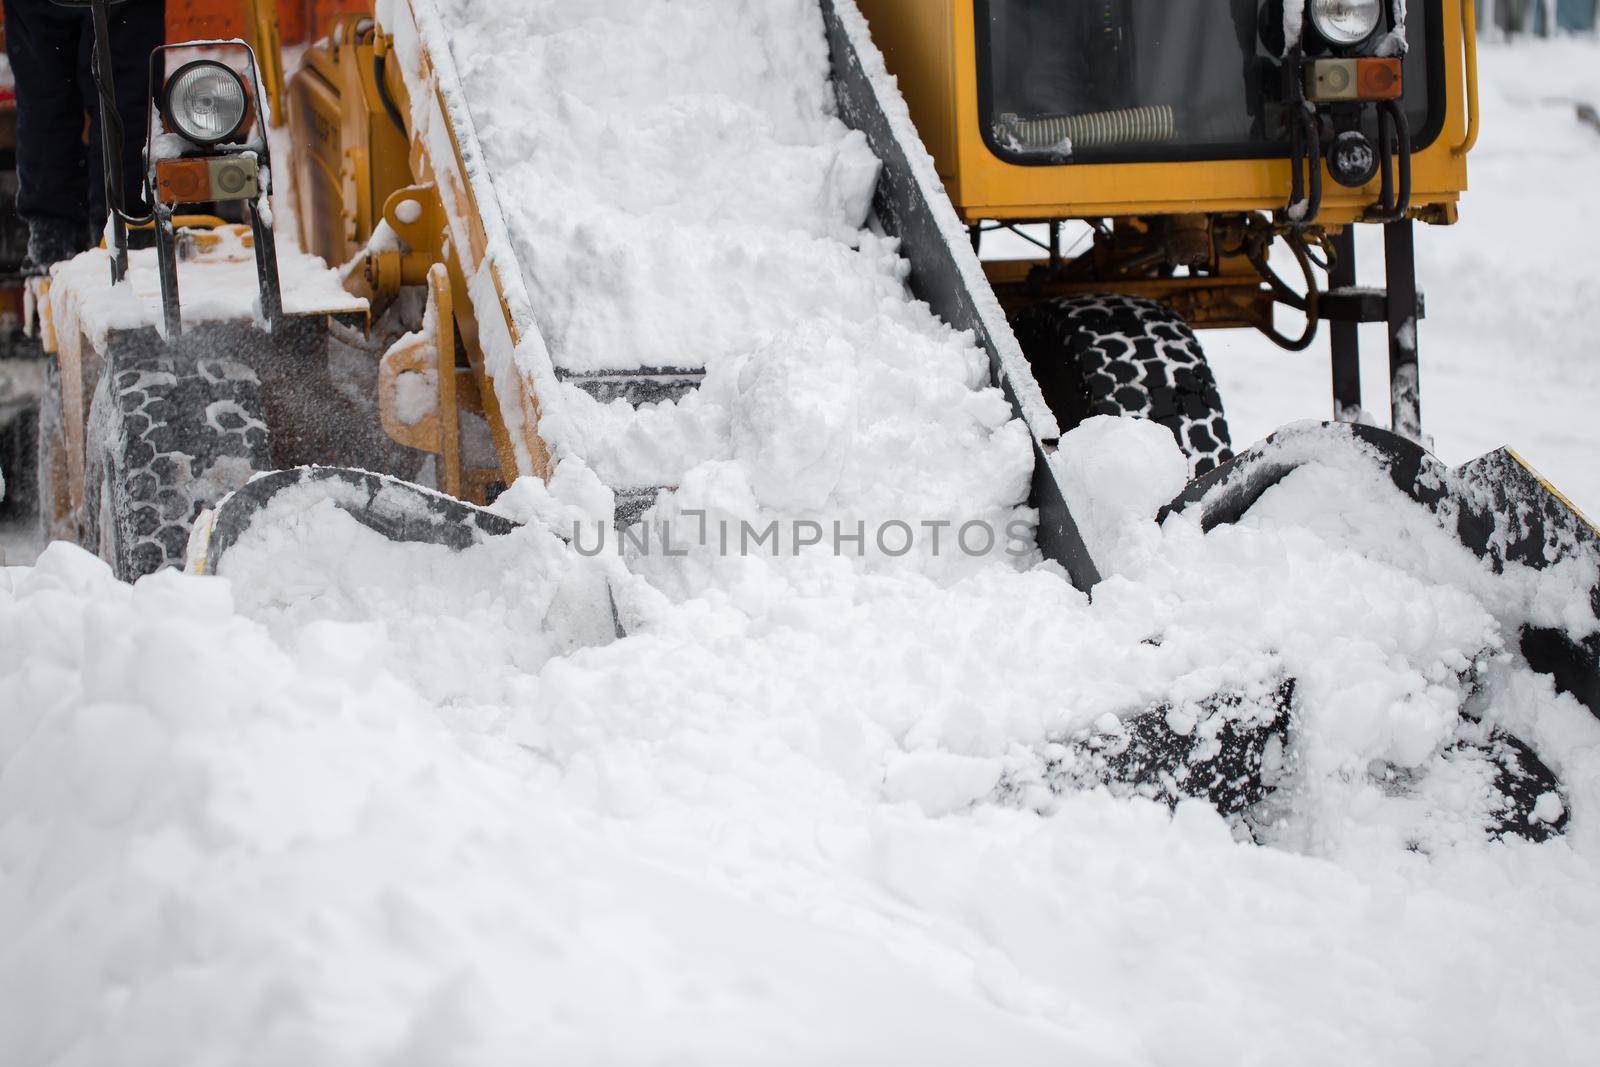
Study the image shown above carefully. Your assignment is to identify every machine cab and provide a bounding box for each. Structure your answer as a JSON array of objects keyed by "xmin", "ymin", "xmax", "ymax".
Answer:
[{"xmin": 857, "ymin": 0, "xmax": 1476, "ymax": 226}]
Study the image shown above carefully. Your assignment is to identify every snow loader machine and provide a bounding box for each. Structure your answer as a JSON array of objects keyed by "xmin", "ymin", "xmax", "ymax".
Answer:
[{"xmin": 20, "ymin": 0, "xmax": 1600, "ymax": 835}]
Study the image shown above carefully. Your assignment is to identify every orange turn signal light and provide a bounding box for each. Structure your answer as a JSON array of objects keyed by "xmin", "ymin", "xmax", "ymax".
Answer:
[
  {"xmin": 155, "ymin": 159, "xmax": 211, "ymax": 204},
  {"xmin": 1356, "ymin": 58, "xmax": 1403, "ymax": 101}
]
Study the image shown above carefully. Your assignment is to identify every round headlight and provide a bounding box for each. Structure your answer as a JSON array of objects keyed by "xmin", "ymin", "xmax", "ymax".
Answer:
[
  {"xmin": 163, "ymin": 61, "xmax": 249, "ymax": 146},
  {"xmin": 1308, "ymin": 0, "xmax": 1383, "ymax": 47}
]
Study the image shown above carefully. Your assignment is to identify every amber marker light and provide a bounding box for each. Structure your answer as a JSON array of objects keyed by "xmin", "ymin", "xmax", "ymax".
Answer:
[
  {"xmin": 1356, "ymin": 58, "xmax": 1403, "ymax": 101},
  {"xmin": 155, "ymin": 159, "xmax": 212, "ymax": 204}
]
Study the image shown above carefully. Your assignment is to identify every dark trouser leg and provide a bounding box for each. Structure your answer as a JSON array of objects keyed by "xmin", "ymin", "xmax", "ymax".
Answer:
[
  {"xmin": 78, "ymin": 0, "xmax": 166, "ymax": 229},
  {"xmin": 4, "ymin": 0, "xmax": 91, "ymax": 263}
]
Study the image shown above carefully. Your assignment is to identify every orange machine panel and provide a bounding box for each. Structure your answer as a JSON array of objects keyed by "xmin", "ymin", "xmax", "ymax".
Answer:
[
  {"xmin": 168, "ymin": 0, "xmax": 279, "ymax": 42},
  {"xmin": 299, "ymin": 0, "xmax": 373, "ymax": 43},
  {"xmin": 167, "ymin": 1, "xmax": 372, "ymax": 48},
  {"xmin": 0, "ymin": 1, "xmax": 373, "ymax": 51}
]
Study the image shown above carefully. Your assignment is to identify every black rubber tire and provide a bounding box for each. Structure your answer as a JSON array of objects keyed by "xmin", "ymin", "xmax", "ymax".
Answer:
[
  {"xmin": 1011, "ymin": 295, "xmax": 1234, "ymax": 477},
  {"xmin": 84, "ymin": 353, "xmax": 270, "ymax": 581}
]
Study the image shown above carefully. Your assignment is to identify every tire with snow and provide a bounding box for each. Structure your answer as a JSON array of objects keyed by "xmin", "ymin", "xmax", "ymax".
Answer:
[
  {"xmin": 1011, "ymin": 295, "xmax": 1234, "ymax": 477},
  {"xmin": 84, "ymin": 353, "xmax": 270, "ymax": 580}
]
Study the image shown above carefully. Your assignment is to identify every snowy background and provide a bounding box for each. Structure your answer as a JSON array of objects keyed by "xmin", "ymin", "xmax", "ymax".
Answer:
[{"xmin": 3, "ymin": 14, "xmax": 1600, "ymax": 1067}]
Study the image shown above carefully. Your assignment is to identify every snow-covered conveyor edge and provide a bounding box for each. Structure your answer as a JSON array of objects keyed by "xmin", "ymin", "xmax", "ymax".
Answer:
[{"xmin": 822, "ymin": 0, "xmax": 1103, "ymax": 589}]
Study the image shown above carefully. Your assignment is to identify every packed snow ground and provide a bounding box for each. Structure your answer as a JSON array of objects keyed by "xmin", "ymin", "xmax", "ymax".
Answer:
[{"xmin": 4, "ymin": 7, "xmax": 1600, "ymax": 1066}]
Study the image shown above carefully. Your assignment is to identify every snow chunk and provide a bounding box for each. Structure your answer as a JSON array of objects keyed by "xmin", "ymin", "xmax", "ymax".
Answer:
[
  {"xmin": 1051, "ymin": 415, "xmax": 1189, "ymax": 572},
  {"xmin": 882, "ymin": 751, "xmax": 1006, "ymax": 816}
]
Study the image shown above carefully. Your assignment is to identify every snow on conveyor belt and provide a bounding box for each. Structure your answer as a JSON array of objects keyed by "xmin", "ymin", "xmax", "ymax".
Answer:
[
  {"xmin": 4, "ymin": 4, "xmax": 1600, "ymax": 1064},
  {"xmin": 387, "ymin": 0, "xmax": 1035, "ymax": 502}
]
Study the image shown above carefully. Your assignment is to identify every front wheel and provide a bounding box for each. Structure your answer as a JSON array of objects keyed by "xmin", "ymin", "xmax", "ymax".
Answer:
[
  {"xmin": 1011, "ymin": 295, "xmax": 1234, "ymax": 477},
  {"xmin": 85, "ymin": 353, "xmax": 271, "ymax": 580}
]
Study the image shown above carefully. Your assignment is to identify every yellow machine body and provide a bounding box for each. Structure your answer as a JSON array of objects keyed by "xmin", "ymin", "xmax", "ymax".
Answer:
[
  {"xmin": 274, "ymin": 0, "xmax": 1487, "ymax": 500},
  {"xmin": 286, "ymin": 9, "xmax": 550, "ymax": 501},
  {"xmin": 286, "ymin": 15, "xmax": 414, "ymax": 265},
  {"xmin": 854, "ymin": 0, "xmax": 1477, "ymax": 227}
]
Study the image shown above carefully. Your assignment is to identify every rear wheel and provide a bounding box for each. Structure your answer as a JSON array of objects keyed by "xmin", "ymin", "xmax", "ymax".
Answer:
[
  {"xmin": 85, "ymin": 354, "xmax": 270, "ymax": 580},
  {"xmin": 1011, "ymin": 294, "xmax": 1233, "ymax": 477}
]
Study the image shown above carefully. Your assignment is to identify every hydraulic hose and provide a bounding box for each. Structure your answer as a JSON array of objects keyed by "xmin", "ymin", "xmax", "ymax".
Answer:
[
  {"xmin": 996, "ymin": 105, "xmax": 1176, "ymax": 154},
  {"xmin": 374, "ymin": 51, "xmax": 408, "ymax": 136},
  {"xmin": 1246, "ymin": 226, "xmax": 1324, "ymax": 352}
]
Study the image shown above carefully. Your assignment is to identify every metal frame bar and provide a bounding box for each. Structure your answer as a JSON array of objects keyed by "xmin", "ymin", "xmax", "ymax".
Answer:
[
  {"xmin": 1384, "ymin": 219, "xmax": 1423, "ymax": 441},
  {"xmin": 1328, "ymin": 227, "xmax": 1362, "ymax": 420}
]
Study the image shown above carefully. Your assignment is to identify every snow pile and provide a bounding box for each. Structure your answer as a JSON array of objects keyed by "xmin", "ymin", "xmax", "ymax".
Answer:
[
  {"xmin": 422, "ymin": 0, "xmax": 1032, "ymax": 514},
  {"xmin": 1051, "ymin": 415, "xmax": 1190, "ymax": 567},
  {"xmin": 7, "ymin": 445, "xmax": 1600, "ymax": 1062},
  {"xmin": 437, "ymin": 0, "xmax": 880, "ymax": 376},
  {"xmin": 5, "ymin": 8, "xmax": 1600, "ymax": 1065}
]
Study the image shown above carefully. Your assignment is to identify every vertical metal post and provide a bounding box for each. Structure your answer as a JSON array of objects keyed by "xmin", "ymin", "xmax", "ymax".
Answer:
[
  {"xmin": 247, "ymin": 0, "xmax": 288, "ymax": 128},
  {"xmin": 1329, "ymin": 226, "xmax": 1362, "ymax": 421},
  {"xmin": 89, "ymin": 0, "xmax": 129, "ymax": 283},
  {"xmin": 1384, "ymin": 218, "xmax": 1422, "ymax": 442},
  {"xmin": 154, "ymin": 206, "xmax": 182, "ymax": 338},
  {"xmin": 246, "ymin": 195, "xmax": 284, "ymax": 330}
]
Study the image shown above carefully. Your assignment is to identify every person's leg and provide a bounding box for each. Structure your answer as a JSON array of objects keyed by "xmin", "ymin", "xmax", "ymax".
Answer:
[
  {"xmin": 4, "ymin": 0, "xmax": 90, "ymax": 267},
  {"xmin": 78, "ymin": 0, "xmax": 165, "ymax": 231}
]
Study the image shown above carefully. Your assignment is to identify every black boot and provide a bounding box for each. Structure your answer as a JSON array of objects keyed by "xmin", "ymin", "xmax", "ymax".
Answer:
[{"xmin": 24, "ymin": 217, "xmax": 87, "ymax": 276}]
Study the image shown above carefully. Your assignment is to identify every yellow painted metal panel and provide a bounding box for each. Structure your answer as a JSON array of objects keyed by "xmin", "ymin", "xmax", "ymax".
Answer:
[
  {"xmin": 854, "ymin": 0, "xmax": 959, "ymax": 192},
  {"xmin": 856, "ymin": 1, "xmax": 1474, "ymax": 225}
]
